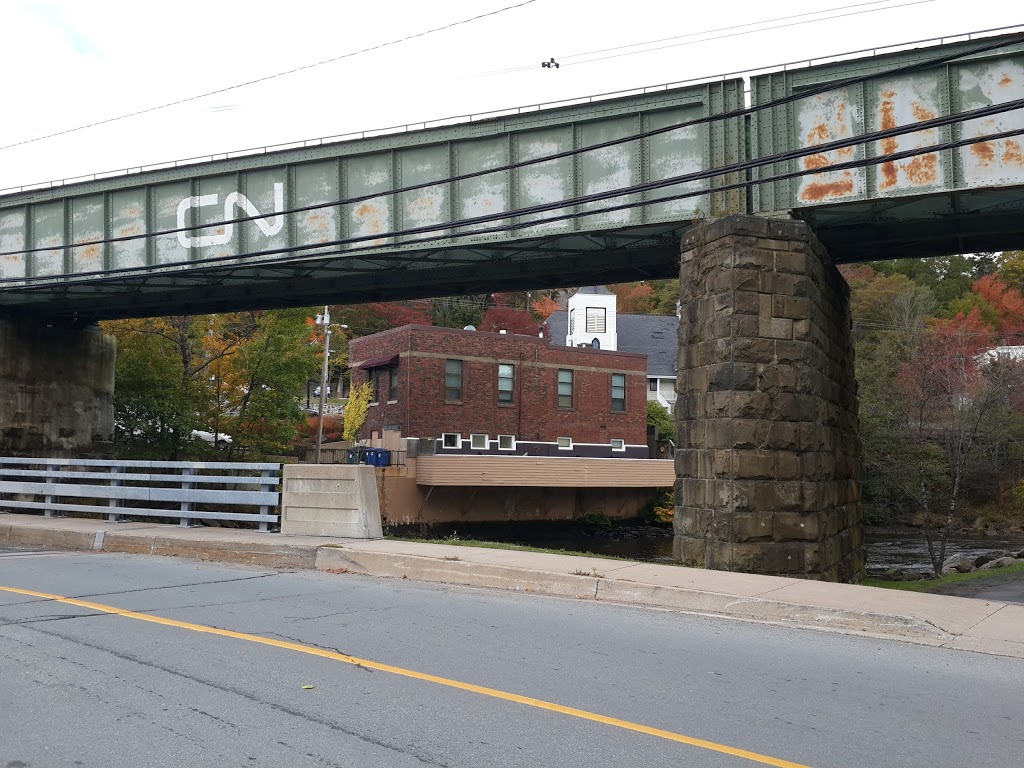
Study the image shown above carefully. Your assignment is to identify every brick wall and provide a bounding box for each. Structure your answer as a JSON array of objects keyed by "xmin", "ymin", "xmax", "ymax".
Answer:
[{"xmin": 349, "ymin": 326, "xmax": 647, "ymax": 445}]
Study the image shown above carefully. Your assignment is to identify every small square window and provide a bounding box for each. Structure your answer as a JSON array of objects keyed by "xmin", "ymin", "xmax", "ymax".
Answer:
[
  {"xmin": 442, "ymin": 433, "xmax": 460, "ymax": 449},
  {"xmin": 470, "ymin": 433, "xmax": 489, "ymax": 450},
  {"xmin": 498, "ymin": 434, "xmax": 516, "ymax": 451},
  {"xmin": 557, "ymin": 437, "xmax": 573, "ymax": 450},
  {"xmin": 611, "ymin": 439, "xmax": 625, "ymax": 451}
]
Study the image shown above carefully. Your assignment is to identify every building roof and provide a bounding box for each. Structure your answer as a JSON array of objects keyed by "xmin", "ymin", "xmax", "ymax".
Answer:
[
  {"xmin": 545, "ymin": 311, "xmax": 678, "ymax": 378},
  {"xmin": 573, "ymin": 285, "xmax": 614, "ymax": 295}
]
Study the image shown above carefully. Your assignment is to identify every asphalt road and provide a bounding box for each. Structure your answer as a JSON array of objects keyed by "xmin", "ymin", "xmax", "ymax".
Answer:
[{"xmin": 1, "ymin": 546, "xmax": 1021, "ymax": 768}]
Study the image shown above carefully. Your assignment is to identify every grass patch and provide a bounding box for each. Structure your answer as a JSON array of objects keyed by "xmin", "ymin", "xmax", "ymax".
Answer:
[
  {"xmin": 385, "ymin": 535, "xmax": 634, "ymax": 561},
  {"xmin": 862, "ymin": 561, "xmax": 1024, "ymax": 592}
]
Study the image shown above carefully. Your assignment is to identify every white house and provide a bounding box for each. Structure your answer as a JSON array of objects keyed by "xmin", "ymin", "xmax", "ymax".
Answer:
[{"xmin": 546, "ymin": 286, "xmax": 679, "ymax": 413}]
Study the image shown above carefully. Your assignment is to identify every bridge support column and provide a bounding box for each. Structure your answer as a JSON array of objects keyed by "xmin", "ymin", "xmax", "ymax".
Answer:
[
  {"xmin": 0, "ymin": 319, "xmax": 115, "ymax": 458},
  {"xmin": 674, "ymin": 215, "xmax": 864, "ymax": 582}
]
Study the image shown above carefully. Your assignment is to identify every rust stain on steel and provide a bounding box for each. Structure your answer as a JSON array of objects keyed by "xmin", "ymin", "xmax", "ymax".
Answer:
[
  {"xmin": 1004, "ymin": 139, "xmax": 1024, "ymax": 166},
  {"xmin": 800, "ymin": 175, "xmax": 856, "ymax": 201},
  {"xmin": 904, "ymin": 155, "xmax": 938, "ymax": 185},
  {"xmin": 797, "ymin": 89, "xmax": 862, "ymax": 203},
  {"xmin": 875, "ymin": 83, "xmax": 940, "ymax": 191},
  {"xmin": 353, "ymin": 200, "xmax": 388, "ymax": 243},
  {"xmin": 301, "ymin": 210, "xmax": 333, "ymax": 243},
  {"xmin": 971, "ymin": 141, "xmax": 997, "ymax": 165},
  {"xmin": 1000, "ymin": 75, "xmax": 1014, "ymax": 86},
  {"xmin": 879, "ymin": 91, "xmax": 899, "ymax": 189}
]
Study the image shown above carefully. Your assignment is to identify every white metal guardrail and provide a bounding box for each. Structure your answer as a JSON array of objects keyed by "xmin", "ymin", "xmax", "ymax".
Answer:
[{"xmin": 0, "ymin": 458, "xmax": 281, "ymax": 531}]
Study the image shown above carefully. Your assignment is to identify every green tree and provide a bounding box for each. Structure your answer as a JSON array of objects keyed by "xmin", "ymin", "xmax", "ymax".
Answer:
[
  {"xmin": 219, "ymin": 308, "xmax": 321, "ymax": 457},
  {"xmin": 647, "ymin": 401, "xmax": 675, "ymax": 441},
  {"xmin": 430, "ymin": 295, "xmax": 486, "ymax": 329}
]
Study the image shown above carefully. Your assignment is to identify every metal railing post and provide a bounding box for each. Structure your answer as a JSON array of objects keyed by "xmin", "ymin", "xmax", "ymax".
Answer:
[
  {"xmin": 179, "ymin": 466, "xmax": 195, "ymax": 527},
  {"xmin": 107, "ymin": 463, "xmax": 122, "ymax": 523}
]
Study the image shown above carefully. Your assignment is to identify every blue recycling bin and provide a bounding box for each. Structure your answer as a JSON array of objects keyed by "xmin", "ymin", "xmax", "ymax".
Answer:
[{"xmin": 375, "ymin": 448, "xmax": 392, "ymax": 467}]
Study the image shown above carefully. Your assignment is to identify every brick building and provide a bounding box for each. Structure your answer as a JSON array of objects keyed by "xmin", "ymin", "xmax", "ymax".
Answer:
[{"xmin": 348, "ymin": 325, "xmax": 649, "ymax": 458}]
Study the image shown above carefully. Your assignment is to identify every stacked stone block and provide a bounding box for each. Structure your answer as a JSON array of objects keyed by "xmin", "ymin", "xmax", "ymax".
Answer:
[{"xmin": 673, "ymin": 215, "xmax": 864, "ymax": 582}]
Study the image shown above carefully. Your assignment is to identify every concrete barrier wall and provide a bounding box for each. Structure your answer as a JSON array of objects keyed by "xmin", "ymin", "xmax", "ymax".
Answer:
[
  {"xmin": 280, "ymin": 465, "xmax": 383, "ymax": 539},
  {"xmin": 0, "ymin": 320, "xmax": 115, "ymax": 458}
]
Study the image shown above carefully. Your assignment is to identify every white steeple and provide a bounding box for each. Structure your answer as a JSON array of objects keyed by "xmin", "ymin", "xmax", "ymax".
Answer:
[{"xmin": 566, "ymin": 286, "xmax": 617, "ymax": 351}]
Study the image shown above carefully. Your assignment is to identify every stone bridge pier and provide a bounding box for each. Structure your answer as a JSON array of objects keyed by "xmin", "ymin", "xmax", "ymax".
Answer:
[
  {"xmin": 674, "ymin": 215, "xmax": 865, "ymax": 582},
  {"xmin": 0, "ymin": 319, "xmax": 115, "ymax": 458}
]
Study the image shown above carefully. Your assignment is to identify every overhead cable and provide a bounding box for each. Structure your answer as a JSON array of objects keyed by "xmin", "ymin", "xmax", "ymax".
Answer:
[
  {"xmin": 5, "ymin": 119, "xmax": 1022, "ymax": 290},
  {"xmin": 0, "ymin": 0, "xmax": 538, "ymax": 153},
  {"xmin": 479, "ymin": 0, "xmax": 933, "ymax": 75}
]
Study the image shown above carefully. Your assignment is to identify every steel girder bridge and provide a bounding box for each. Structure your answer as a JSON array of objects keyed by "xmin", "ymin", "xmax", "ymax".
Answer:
[{"xmin": 1, "ymin": 31, "xmax": 1023, "ymax": 323}]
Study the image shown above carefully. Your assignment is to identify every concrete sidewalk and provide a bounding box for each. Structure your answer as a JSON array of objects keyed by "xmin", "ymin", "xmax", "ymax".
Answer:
[{"xmin": 2, "ymin": 513, "xmax": 1022, "ymax": 660}]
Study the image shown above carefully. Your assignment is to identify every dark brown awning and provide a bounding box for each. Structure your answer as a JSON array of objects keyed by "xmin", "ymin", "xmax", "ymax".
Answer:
[{"xmin": 357, "ymin": 354, "xmax": 399, "ymax": 370}]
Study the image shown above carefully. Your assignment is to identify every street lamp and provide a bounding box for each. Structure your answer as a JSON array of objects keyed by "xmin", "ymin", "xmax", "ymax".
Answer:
[{"xmin": 313, "ymin": 307, "xmax": 349, "ymax": 464}]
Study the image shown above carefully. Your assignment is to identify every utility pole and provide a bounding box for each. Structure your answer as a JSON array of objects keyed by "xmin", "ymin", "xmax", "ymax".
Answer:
[{"xmin": 314, "ymin": 306, "xmax": 331, "ymax": 464}]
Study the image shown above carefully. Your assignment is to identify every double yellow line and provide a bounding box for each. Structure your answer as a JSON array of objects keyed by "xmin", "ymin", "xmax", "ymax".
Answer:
[{"xmin": 0, "ymin": 583, "xmax": 812, "ymax": 768}]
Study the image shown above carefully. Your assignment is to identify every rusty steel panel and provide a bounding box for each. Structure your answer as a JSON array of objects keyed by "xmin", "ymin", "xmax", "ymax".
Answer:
[
  {"xmin": 398, "ymin": 145, "xmax": 450, "ymax": 241},
  {"xmin": 71, "ymin": 195, "xmax": 105, "ymax": 274},
  {"xmin": 456, "ymin": 136, "xmax": 510, "ymax": 237},
  {"xmin": 515, "ymin": 125, "xmax": 574, "ymax": 233},
  {"xmin": 646, "ymin": 106, "xmax": 709, "ymax": 220},
  {"xmin": 110, "ymin": 190, "xmax": 146, "ymax": 270},
  {"xmin": 958, "ymin": 57, "xmax": 1024, "ymax": 187},
  {"xmin": 794, "ymin": 87, "xmax": 866, "ymax": 204},
  {"xmin": 32, "ymin": 201, "xmax": 64, "ymax": 277},
  {"xmin": 152, "ymin": 181, "xmax": 191, "ymax": 266},
  {"xmin": 346, "ymin": 153, "xmax": 392, "ymax": 248},
  {"xmin": 580, "ymin": 115, "xmax": 642, "ymax": 228},
  {"xmin": 870, "ymin": 72, "xmax": 946, "ymax": 195},
  {"xmin": 751, "ymin": 33, "xmax": 1024, "ymax": 213},
  {"xmin": 0, "ymin": 209, "xmax": 26, "ymax": 279},
  {"xmin": 293, "ymin": 161, "xmax": 339, "ymax": 255}
]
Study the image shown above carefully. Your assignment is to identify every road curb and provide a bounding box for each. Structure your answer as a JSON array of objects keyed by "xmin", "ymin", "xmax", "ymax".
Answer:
[
  {"xmin": 0, "ymin": 519, "xmax": 319, "ymax": 569},
  {"xmin": 315, "ymin": 546, "xmax": 949, "ymax": 643}
]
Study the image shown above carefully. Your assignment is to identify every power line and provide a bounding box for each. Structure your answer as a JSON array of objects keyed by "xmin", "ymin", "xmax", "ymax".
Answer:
[
  {"xmin": 0, "ymin": 0, "xmax": 538, "ymax": 154},
  {"xmin": 476, "ymin": 0, "xmax": 933, "ymax": 75},
  {"xmin": 6, "ymin": 95, "xmax": 1024, "ymax": 273},
  {"xmin": 4, "ymin": 30, "xmax": 1019, "ymax": 263},
  {"xmin": 6, "ymin": 118, "xmax": 1022, "ymax": 292}
]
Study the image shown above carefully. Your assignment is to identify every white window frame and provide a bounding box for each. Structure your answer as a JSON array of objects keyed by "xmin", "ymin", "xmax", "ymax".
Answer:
[
  {"xmin": 498, "ymin": 434, "xmax": 516, "ymax": 451},
  {"xmin": 585, "ymin": 306, "xmax": 606, "ymax": 334},
  {"xmin": 442, "ymin": 433, "xmax": 460, "ymax": 449},
  {"xmin": 470, "ymin": 433, "xmax": 489, "ymax": 450},
  {"xmin": 557, "ymin": 436, "xmax": 573, "ymax": 450},
  {"xmin": 611, "ymin": 439, "xmax": 626, "ymax": 452}
]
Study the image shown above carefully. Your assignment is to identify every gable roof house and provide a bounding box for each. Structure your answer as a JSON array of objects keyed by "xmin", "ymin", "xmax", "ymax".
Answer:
[{"xmin": 545, "ymin": 287, "xmax": 679, "ymax": 414}]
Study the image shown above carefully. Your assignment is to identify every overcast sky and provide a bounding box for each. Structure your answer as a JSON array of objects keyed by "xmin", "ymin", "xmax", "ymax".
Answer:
[{"xmin": 0, "ymin": 0, "xmax": 1019, "ymax": 191}]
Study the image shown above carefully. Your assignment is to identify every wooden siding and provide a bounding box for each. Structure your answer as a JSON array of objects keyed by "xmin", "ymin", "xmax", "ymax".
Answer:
[{"xmin": 414, "ymin": 456, "xmax": 674, "ymax": 487}]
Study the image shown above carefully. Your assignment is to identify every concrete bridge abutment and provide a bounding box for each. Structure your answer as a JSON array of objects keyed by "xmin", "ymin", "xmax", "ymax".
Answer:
[
  {"xmin": 0, "ymin": 319, "xmax": 115, "ymax": 458},
  {"xmin": 674, "ymin": 215, "xmax": 865, "ymax": 582}
]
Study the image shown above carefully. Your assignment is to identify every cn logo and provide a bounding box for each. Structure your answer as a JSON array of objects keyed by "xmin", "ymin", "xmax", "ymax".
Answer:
[{"xmin": 176, "ymin": 182, "xmax": 284, "ymax": 248}]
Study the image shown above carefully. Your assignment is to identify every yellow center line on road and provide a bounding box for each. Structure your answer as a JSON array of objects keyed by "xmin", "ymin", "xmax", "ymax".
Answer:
[{"xmin": 0, "ymin": 583, "xmax": 812, "ymax": 768}]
